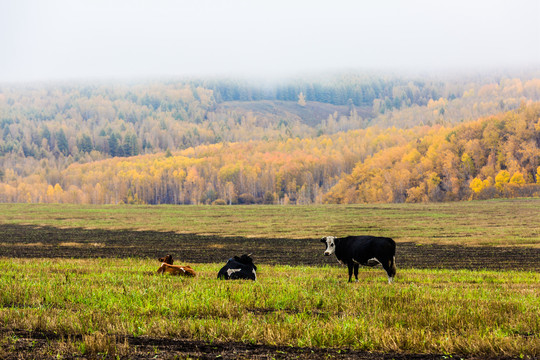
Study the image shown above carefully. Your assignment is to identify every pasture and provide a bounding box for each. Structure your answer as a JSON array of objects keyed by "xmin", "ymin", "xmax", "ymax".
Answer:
[
  {"xmin": 0, "ymin": 199, "xmax": 539, "ymax": 359},
  {"xmin": 1, "ymin": 198, "xmax": 539, "ymax": 247}
]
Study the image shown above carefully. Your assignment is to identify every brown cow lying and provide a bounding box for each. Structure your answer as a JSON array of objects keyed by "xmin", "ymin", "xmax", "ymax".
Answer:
[{"xmin": 157, "ymin": 254, "xmax": 196, "ymax": 277}]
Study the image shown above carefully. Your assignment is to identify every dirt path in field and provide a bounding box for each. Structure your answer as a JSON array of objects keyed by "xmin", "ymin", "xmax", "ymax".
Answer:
[
  {"xmin": 1, "ymin": 224, "xmax": 539, "ymax": 271},
  {"xmin": 0, "ymin": 328, "xmax": 521, "ymax": 360}
]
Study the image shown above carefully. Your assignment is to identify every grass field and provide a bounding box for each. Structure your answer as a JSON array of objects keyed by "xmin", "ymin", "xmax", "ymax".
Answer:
[
  {"xmin": 0, "ymin": 198, "xmax": 539, "ymax": 247},
  {"xmin": 0, "ymin": 258, "xmax": 538, "ymax": 359},
  {"xmin": 0, "ymin": 199, "xmax": 539, "ymax": 359}
]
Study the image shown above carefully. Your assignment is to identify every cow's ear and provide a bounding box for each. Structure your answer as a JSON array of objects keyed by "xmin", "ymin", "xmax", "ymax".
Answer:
[{"xmin": 320, "ymin": 237, "xmax": 326, "ymax": 243}]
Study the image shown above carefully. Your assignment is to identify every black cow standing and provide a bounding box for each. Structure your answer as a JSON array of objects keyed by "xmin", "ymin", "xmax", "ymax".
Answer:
[
  {"xmin": 321, "ymin": 236, "xmax": 396, "ymax": 283},
  {"xmin": 217, "ymin": 254, "xmax": 257, "ymax": 280}
]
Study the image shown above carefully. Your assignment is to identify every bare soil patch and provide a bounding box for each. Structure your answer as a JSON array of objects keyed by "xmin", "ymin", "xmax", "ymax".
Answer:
[
  {"xmin": 0, "ymin": 328, "xmax": 523, "ymax": 360},
  {"xmin": 1, "ymin": 224, "xmax": 539, "ymax": 271}
]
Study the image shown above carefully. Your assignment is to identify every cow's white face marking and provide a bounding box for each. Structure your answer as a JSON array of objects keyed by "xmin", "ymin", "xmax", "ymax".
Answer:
[
  {"xmin": 322, "ymin": 236, "xmax": 336, "ymax": 256},
  {"xmin": 252, "ymin": 268, "xmax": 257, "ymax": 280},
  {"xmin": 227, "ymin": 268, "xmax": 241, "ymax": 277}
]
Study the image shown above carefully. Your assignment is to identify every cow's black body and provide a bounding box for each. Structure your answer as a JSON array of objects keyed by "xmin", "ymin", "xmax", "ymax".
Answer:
[
  {"xmin": 217, "ymin": 254, "xmax": 257, "ymax": 281},
  {"xmin": 322, "ymin": 236, "xmax": 396, "ymax": 283}
]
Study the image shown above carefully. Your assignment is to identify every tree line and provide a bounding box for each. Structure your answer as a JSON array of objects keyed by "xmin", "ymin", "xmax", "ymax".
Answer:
[
  {"xmin": 1, "ymin": 103, "xmax": 538, "ymax": 205},
  {"xmin": 198, "ymin": 71, "xmax": 540, "ymax": 111}
]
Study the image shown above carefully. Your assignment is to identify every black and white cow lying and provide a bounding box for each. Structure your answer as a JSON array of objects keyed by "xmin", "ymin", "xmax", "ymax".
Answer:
[
  {"xmin": 217, "ymin": 254, "xmax": 257, "ymax": 281},
  {"xmin": 321, "ymin": 235, "xmax": 396, "ymax": 283}
]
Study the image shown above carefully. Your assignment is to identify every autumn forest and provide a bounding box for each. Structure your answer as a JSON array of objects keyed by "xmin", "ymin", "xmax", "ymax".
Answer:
[{"xmin": 1, "ymin": 71, "xmax": 540, "ymax": 205}]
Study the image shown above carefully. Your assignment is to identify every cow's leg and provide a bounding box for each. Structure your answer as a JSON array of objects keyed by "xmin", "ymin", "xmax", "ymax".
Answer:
[
  {"xmin": 382, "ymin": 256, "xmax": 397, "ymax": 284},
  {"xmin": 157, "ymin": 264, "xmax": 165, "ymax": 274},
  {"xmin": 353, "ymin": 263, "xmax": 359, "ymax": 282},
  {"xmin": 347, "ymin": 263, "xmax": 354, "ymax": 282}
]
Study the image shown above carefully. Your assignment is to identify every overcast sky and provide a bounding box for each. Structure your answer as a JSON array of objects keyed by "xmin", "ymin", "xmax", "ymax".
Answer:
[{"xmin": 1, "ymin": 0, "xmax": 539, "ymax": 82}]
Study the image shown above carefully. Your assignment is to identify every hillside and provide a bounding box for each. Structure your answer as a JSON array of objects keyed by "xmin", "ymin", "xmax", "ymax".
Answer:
[
  {"xmin": 1, "ymin": 103, "xmax": 538, "ymax": 205},
  {"xmin": 215, "ymin": 100, "xmax": 370, "ymax": 128},
  {"xmin": 2, "ymin": 73, "xmax": 539, "ymax": 181},
  {"xmin": 1, "ymin": 72, "xmax": 540, "ymax": 205},
  {"xmin": 325, "ymin": 103, "xmax": 540, "ymax": 203}
]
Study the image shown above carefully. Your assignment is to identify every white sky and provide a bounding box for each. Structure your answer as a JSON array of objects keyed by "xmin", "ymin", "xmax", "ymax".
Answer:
[{"xmin": 1, "ymin": 0, "xmax": 539, "ymax": 82}]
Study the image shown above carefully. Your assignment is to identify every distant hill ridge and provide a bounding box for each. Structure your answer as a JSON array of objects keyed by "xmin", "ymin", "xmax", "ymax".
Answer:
[{"xmin": 1, "ymin": 103, "xmax": 538, "ymax": 204}]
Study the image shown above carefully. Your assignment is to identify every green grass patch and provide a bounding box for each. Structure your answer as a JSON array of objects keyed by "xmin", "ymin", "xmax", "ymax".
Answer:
[{"xmin": 0, "ymin": 258, "xmax": 538, "ymax": 357}]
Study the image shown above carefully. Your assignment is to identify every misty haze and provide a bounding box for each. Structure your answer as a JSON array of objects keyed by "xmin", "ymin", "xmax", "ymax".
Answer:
[{"xmin": 1, "ymin": 0, "xmax": 538, "ymax": 81}]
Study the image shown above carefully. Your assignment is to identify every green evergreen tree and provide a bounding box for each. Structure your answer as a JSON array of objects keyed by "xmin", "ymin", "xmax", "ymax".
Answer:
[
  {"xmin": 77, "ymin": 134, "xmax": 93, "ymax": 153},
  {"xmin": 56, "ymin": 129, "xmax": 69, "ymax": 156},
  {"xmin": 108, "ymin": 134, "xmax": 119, "ymax": 157}
]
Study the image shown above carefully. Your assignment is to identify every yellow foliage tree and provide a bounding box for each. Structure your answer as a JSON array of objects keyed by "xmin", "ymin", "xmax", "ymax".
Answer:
[
  {"xmin": 469, "ymin": 177, "xmax": 484, "ymax": 194},
  {"xmin": 509, "ymin": 172, "xmax": 525, "ymax": 185},
  {"xmin": 46, "ymin": 185, "xmax": 55, "ymax": 201},
  {"xmin": 461, "ymin": 152, "xmax": 475, "ymax": 175},
  {"xmin": 50, "ymin": 183, "xmax": 64, "ymax": 203},
  {"xmin": 495, "ymin": 170, "xmax": 510, "ymax": 190}
]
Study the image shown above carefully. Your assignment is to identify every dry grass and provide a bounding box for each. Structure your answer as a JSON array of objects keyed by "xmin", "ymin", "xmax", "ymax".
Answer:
[
  {"xmin": 0, "ymin": 199, "xmax": 539, "ymax": 247},
  {"xmin": 0, "ymin": 242, "xmax": 48, "ymax": 247},
  {"xmin": 0, "ymin": 258, "xmax": 538, "ymax": 358}
]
